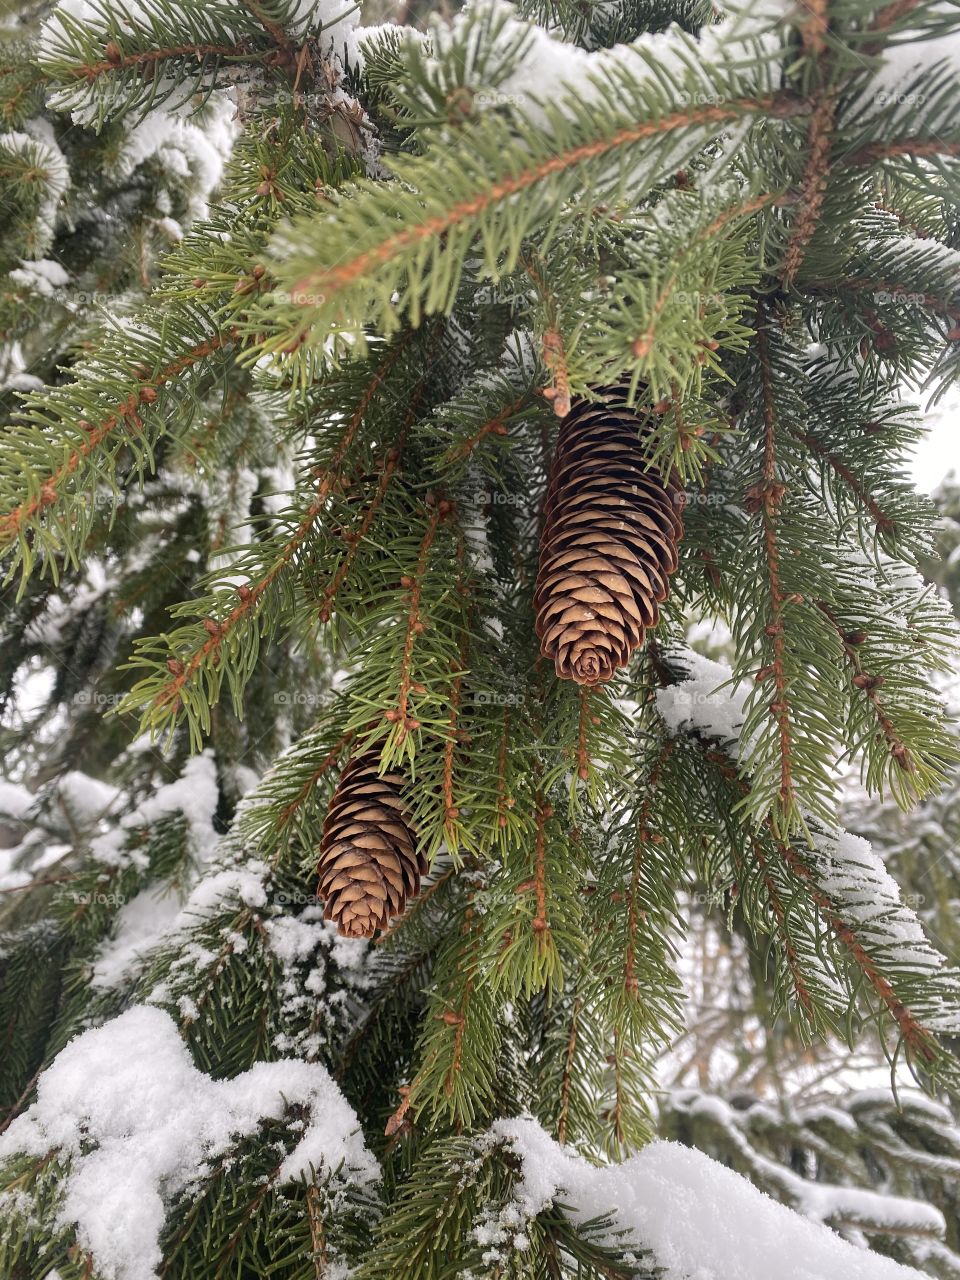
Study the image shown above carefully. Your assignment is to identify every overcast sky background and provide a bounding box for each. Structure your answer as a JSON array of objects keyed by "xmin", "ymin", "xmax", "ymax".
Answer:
[{"xmin": 913, "ymin": 388, "xmax": 959, "ymax": 494}]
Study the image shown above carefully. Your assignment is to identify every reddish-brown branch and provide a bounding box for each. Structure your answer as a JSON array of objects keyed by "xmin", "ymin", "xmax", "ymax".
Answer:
[
  {"xmin": 557, "ymin": 997, "xmax": 582, "ymax": 1145},
  {"xmin": 872, "ymin": 199, "xmax": 932, "ymax": 240},
  {"xmin": 775, "ymin": 839, "xmax": 937, "ymax": 1061},
  {"xmin": 845, "ymin": 139, "xmax": 960, "ymax": 166},
  {"xmin": 869, "ymin": 0, "xmax": 921, "ymax": 30},
  {"xmin": 275, "ymin": 731, "xmax": 355, "ymax": 832},
  {"xmin": 72, "ymin": 41, "xmax": 251, "ymax": 82},
  {"xmin": 795, "ymin": 429, "xmax": 895, "ymax": 534},
  {"xmin": 441, "ymin": 396, "xmax": 524, "ymax": 466},
  {"xmin": 750, "ymin": 838, "xmax": 816, "ymax": 1016},
  {"xmin": 305, "ymin": 1185, "xmax": 328, "ymax": 1278},
  {"xmin": 816, "ymin": 602, "xmax": 914, "ymax": 775},
  {"xmin": 700, "ymin": 740, "xmax": 935, "ymax": 1059},
  {"xmin": 239, "ymin": 0, "xmax": 294, "ymax": 51},
  {"xmin": 153, "ymin": 347, "xmax": 406, "ymax": 713},
  {"xmin": 290, "ymin": 96, "xmax": 801, "ymax": 304},
  {"xmin": 800, "ymin": 0, "xmax": 829, "ymax": 54},
  {"xmin": 0, "ymin": 330, "xmax": 236, "ymax": 546},
  {"xmin": 782, "ymin": 92, "xmax": 837, "ymax": 287},
  {"xmin": 751, "ymin": 318, "xmax": 794, "ymax": 816},
  {"xmin": 542, "ymin": 329, "xmax": 571, "ymax": 418},
  {"xmin": 392, "ymin": 502, "xmax": 450, "ymax": 738}
]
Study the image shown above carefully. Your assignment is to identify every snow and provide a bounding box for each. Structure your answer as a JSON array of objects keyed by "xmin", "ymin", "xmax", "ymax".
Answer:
[
  {"xmin": 404, "ymin": 0, "xmax": 788, "ymax": 134},
  {"xmin": 668, "ymin": 1092, "xmax": 947, "ymax": 1242},
  {"xmin": 492, "ymin": 1116, "xmax": 928, "ymax": 1280},
  {"xmin": 8, "ymin": 257, "xmax": 69, "ymax": 297},
  {"xmin": 0, "ymin": 778, "xmax": 35, "ymax": 820},
  {"xmin": 90, "ymin": 751, "xmax": 220, "ymax": 868},
  {"xmin": 57, "ymin": 771, "xmax": 120, "ymax": 823},
  {"xmin": 90, "ymin": 885, "xmax": 185, "ymax": 990},
  {"xmin": 809, "ymin": 827, "xmax": 960, "ymax": 1026},
  {"xmin": 0, "ymin": 130, "xmax": 69, "ymax": 256},
  {"xmin": 0, "ymin": 1006, "xmax": 379, "ymax": 1280},
  {"xmin": 655, "ymin": 649, "xmax": 750, "ymax": 747},
  {"xmin": 109, "ymin": 95, "xmax": 236, "ymax": 220}
]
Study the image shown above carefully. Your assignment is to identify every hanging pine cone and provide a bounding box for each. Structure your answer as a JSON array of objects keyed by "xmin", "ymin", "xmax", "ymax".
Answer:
[
  {"xmin": 317, "ymin": 750, "xmax": 426, "ymax": 938},
  {"xmin": 534, "ymin": 389, "xmax": 683, "ymax": 685}
]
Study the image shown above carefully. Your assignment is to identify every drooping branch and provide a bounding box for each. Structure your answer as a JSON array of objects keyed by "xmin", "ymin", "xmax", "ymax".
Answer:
[
  {"xmin": 0, "ymin": 329, "xmax": 238, "ymax": 547},
  {"xmin": 749, "ymin": 316, "xmax": 794, "ymax": 821}
]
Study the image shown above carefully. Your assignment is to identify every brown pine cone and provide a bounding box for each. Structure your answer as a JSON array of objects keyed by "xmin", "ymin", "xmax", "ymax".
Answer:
[
  {"xmin": 534, "ymin": 389, "xmax": 683, "ymax": 685},
  {"xmin": 317, "ymin": 750, "xmax": 426, "ymax": 938}
]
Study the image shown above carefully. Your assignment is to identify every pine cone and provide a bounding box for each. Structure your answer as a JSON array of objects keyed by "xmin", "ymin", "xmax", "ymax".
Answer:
[
  {"xmin": 317, "ymin": 750, "xmax": 426, "ymax": 938},
  {"xmin": 534, "ymin": 390, "xmax": 683, "ymax": 685}
]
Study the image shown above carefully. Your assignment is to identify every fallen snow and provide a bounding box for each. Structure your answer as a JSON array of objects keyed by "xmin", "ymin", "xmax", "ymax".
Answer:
[
  {"xmin": 9, "ymin": 257, "xmax": 69, "ymax": 297},
  {"xmin": 0, "ymin": 779, "xmax": 35, "ymax": 820},
  {"xmin": 0, "ymin": 1006, "xmax": 379, "ymax": 1280},
  {"xmin": 90, "ymin": 751, "xmax": 220, "ymax": 868},
  {"xmin": 89, "ymin": 886, "xmax": 186, "ymax": 990},
  {"xmin": 655, "ymin": 649, "xmax": 750, "ymax": 747},
  {"xmin": 493, "ymin": 1116, "xmax": 927, "ymax": 1280}
]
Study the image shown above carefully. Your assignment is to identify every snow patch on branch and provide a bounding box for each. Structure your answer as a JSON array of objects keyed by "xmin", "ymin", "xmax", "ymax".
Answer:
[
  {"xmin": 655, "ymin": 648, "xmax": 751, "ymax": 749},
  {"xmin": 0, "ymin": 1006, "xmax": 378, "ymax": 1280},
  {"xmin": 491, "ymin": 1115, "xmax": 927, "ymax": 1280}
]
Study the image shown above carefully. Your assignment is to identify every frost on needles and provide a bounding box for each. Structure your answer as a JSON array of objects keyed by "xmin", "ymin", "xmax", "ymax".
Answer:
[{"xmin": 2, "ymin": 0, "xmax": 960, "ymax": 1277}]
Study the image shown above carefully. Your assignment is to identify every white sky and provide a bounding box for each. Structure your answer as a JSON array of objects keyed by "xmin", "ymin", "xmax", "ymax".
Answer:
[{"xmin": 912, "ymin": 387, "xmax": 960, "ymax": 494}]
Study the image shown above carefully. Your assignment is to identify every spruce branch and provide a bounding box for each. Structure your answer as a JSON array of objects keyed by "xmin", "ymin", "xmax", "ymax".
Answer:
[
  {"xmin": 267, "ymin": 83, "xmax": 803, "ymax": 345},
  {"xmin": 0, "ymin": 322, "xmax": 239, "ymax": 580}
]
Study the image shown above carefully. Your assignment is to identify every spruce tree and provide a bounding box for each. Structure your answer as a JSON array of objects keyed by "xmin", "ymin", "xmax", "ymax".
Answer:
[{"xmin": 1, "ymin": 0, "xmax": 960, "ymax": 1276}]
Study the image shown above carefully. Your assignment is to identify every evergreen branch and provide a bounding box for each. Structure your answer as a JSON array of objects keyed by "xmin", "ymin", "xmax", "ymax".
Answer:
[
  {"xmin": 0, "ymin": 325, "xmax": 238, "ymax": 572},
  {"xmin": 64, "ymin": 39, "xmax": 252, "ymax": 83},
  {"xmin": 795, "ymin": 429, "xmax": 896, "ymax": 535},
  {"xmin": 267, "ymin": 81, "xmax": 803, "ymax": 343},
  {"xmin": 845, "ymin": 138, "xmax": 960, "ymax": 166},
  {"xmin": 816, "ymin": 601, "xmax": 915, "ymax": 780},
  {"xmin": 781, "ymin": 91, "xmax": 837, "ymax": 287},
  {"xmin": 388, "ymin": 501, "xmax": 452, "ymax": 749},
  {"xmin": 749, "ymin": 837, "xmax": 817, "ymax": 1019},
  {"xmin": 749, "ymin": 315, "xmax": 795, "ymax": 831},
  {"xmin": 805, "ymin": 276, "xmax": 960, "ymax": 324},
  {"xmin": 118, "ymin": 336, "xmax": 419, "ymax": 744},
  {"xmin": 690, "ymin": 737, "xmax": 959, "ymax": 1076},
  {"xmin": 773, "ymin": 837, "xmax": 939, "ymax": 1065}
]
